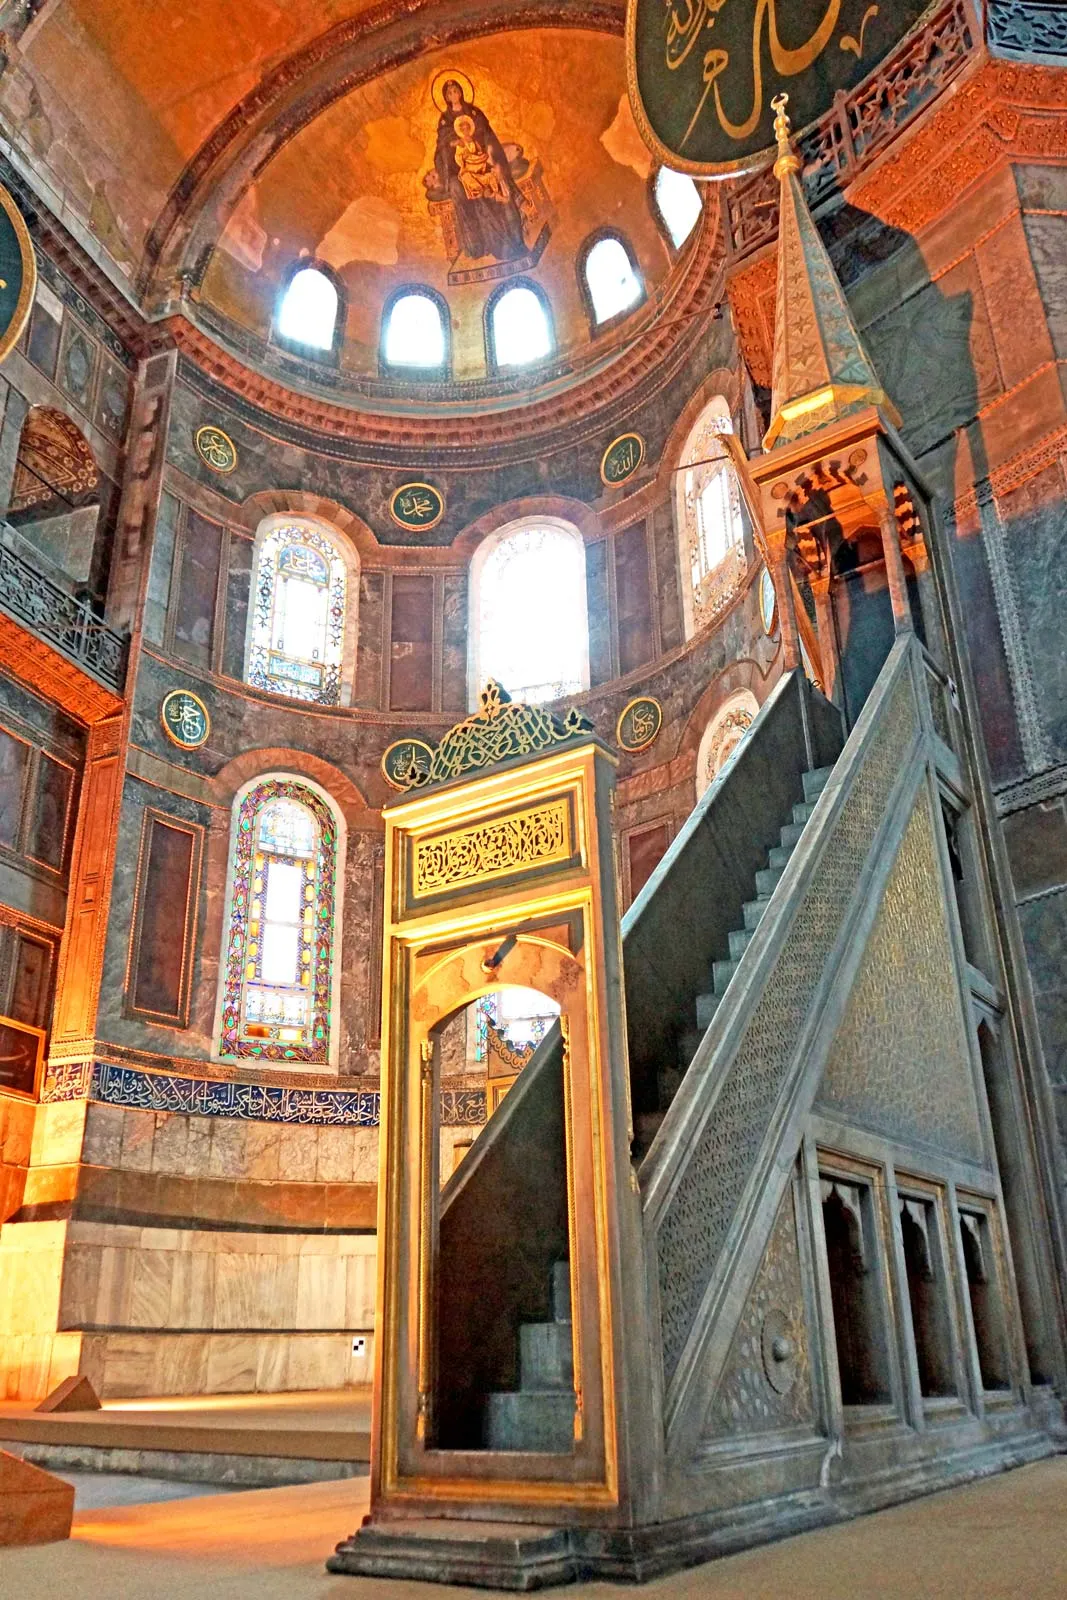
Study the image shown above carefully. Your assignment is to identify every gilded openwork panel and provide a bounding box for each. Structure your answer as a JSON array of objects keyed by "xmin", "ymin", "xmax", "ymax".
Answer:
[{"xmin": 411, "ymin": 794, "xmax": 573, "ymax": 900}]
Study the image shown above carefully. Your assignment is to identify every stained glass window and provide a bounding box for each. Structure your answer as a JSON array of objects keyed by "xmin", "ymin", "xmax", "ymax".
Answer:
[
  {"xmin": 472, "ymin": 522, "xmax": 588, "ymax": 705},
  {"xmin": 654, "ymin": 167, "xmax": 703, "ymax": 249},
  {"xmin": 584, "ymin": 236, "xmax": 642, "ymax": 324},
  {"xmin": 218, "ymin": 781, "xmax": 338, "ymax": 1064},
  {"xmin": 247, "ymin": 521, "xmax": 348, "ymax": 704},
  {"xmin": 473, "ymin": 988, "xmax": 560, "ymax": 1061},
  {"xmin": 277, "ymin": 266, "xmax": 338, "ymax": 351},
  {"xmin": 676, "ymin": 399, "xmax": 746, "ymax": 634}
]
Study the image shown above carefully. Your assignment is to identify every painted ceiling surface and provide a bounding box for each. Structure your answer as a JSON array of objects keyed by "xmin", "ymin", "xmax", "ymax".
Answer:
[
  {"xmin": 201, "ymin": 29, "xmax": 670, "ymax": 377},
  {"xmin": 1, "ymin": 0, "xmax": 381, "ymax": 271}
]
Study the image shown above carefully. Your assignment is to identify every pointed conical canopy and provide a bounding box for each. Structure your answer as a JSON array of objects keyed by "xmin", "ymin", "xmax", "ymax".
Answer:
[{"xmin": 763, "ymin": 95, "xmax": 900, "ymax": 451}]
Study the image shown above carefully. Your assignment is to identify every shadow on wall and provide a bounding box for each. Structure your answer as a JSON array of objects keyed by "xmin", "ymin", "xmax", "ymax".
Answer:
[{"xmin": 824, "ymin": 200, "xmax": 1025, "ymax": 785}]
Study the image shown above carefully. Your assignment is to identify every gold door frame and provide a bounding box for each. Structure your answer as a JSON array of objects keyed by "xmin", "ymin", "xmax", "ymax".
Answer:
[{"xmin": 372, "ymin": 739, "xmax": 631, "ymax": 1517}]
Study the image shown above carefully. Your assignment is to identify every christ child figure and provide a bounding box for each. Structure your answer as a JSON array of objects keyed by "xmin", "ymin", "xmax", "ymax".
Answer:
[{"xmin": 453, "ymin": 114, "xmax": 510, "ymax": 203}]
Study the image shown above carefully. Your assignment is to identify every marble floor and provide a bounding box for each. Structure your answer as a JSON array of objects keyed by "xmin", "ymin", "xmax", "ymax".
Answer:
[{"xmin": 1, "ymin": 1455, "xmax": 1065, "ymax": 1599}]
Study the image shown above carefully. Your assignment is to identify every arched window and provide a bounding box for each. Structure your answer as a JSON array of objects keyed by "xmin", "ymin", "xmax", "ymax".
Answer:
[
  {"xmin": 382, "ymin": 289, "xmax": 448, "ymax": 371},
  {"xmin": 276, "ymin": 264, "xmax": 340, "ymax": 352},
  {"xmin": 488, "ymin": 283, "xmax": 553, "ymax": 370},
  {"xmin": 676, "ymin": 398, "xmax": 747, "ymax": 636},
  {"xmin": 654, "ymin": 167, "xmax": 703, "ymax": 249},
  {"xmin": 469, "ymin": 519, "xmax": 588, "ymax": 705},
  {"xmin": 695, "ymin": 689, "xmax": 760, "ymax": 800},
  {"xmin": 217, "ymin": 778, "xmax": 342, "ymax": 1065},
  {"xmin": 582, "ymin": 234, "xmax": 643, "ymax": 325},
  {"xmin": 246, "ymin": 517, "xmax": 354, "ymax": 705}
]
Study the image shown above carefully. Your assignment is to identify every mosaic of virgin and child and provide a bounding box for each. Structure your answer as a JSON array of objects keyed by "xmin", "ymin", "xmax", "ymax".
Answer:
[{"xmin": 423, "ymin": 73, "xmax": 550, "ymax": 273}]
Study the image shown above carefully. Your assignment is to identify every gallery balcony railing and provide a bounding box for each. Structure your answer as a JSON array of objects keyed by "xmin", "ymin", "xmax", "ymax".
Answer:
[
  {"xmin": 723, "ymin": 0, "xmax": 977, "ymax": 261},
  {"xmin": 0, "ymin": 529, "xmax": 128, "ymax": 694}
]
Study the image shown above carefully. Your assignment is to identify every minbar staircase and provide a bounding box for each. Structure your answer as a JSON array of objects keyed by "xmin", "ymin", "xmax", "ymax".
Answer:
[
  {"xmin": 437, "ymin": 668, "xmax": 846, "ymax": 1449},
  {"xmin": 634, "ymin": 760, "xmax": 836, "ymax": 1159},
  {"xmin": 484, "ymin": 1262, "xmax": 575, "ymax": 1453}
]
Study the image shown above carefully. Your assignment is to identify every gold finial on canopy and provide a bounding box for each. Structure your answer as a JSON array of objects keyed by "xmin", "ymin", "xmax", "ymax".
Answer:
[
  {"xmin": 771, "ymin": 93, "xmax": 800, "ymax": 180},
  {"xmin": 763, "ymin": 94, "xmax": 900, "ymax": 450}
]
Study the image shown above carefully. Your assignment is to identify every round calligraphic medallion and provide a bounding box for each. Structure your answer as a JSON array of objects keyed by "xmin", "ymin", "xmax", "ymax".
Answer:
[
  {"xmin": 626, "ymin": 0, "xmax": 932, "ymax": 176},
  {"xmin": 600, "ymin": 432, "xmax": 645, "ymax": 488},
  {"xmin": 759, "ymin": 565, "xmax": 778, "ymax": 636},
  {"xmin": 160, "ymin": 689, "xmax": 211, "ymax": 750},
  {"xmin": 0, "ymin": 184, "xmax": 36, "ymax": 365},
  {"xmin": 381, "ymin": 737, "xmax": 435, "ymax": 792},
  {"xmin": 616, "ymin": 696, "xmax": 662, "ymax": 755},
  {"xmin": 194, "ymin": 424, "xmax": 238, "ymax": 475},
  {"xmin": 389, "ymin": 482, "xmax": 445, "ymax": 532}
]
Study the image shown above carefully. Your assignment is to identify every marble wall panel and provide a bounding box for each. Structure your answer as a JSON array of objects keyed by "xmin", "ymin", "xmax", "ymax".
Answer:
[
  {"xmin": 1024, "ymin": 213, "xmax": 1067, "ymax": 362},
  {"xmin": 998, "ymin": 461, "xmax": 1067, "ymax": 761}
]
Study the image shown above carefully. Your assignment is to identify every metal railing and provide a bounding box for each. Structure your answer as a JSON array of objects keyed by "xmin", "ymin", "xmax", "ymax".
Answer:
[{"xmin": 0, "ymin": 532, "xmax": 128, "ymax": 693}]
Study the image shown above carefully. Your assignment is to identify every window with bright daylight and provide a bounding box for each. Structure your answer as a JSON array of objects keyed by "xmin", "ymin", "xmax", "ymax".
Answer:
[
  {"xmin": 218, "ymin": 782, "xmax": 339, "ymax": 1064},
  {"xmin": 247, "ymin": 521, "xmax": 348, "ymax": 705},
  {"xmin": 655, "ymin": 166, "xmax": 703, "ymax": 249},
  {"xmin": 276, "ymin": 266, "xmax": 339, "ymax": 351},
  {"xmin": 472, "ymin": 521, "xmax": 588, "ymax": 704},
  {"xmin": 490, "ymin": 285, "xmax": 553, "ymax": 368},
  {"xmin": 384, "ymin": 291, "xmax": 447, "ymax": 369},
  {"xmin": 584, "ymin": 236, "xmax": 642, "ymax": 324},
  {"xmin": 677, "ymin": 399, "xmax": 747, "ymax": 634}
]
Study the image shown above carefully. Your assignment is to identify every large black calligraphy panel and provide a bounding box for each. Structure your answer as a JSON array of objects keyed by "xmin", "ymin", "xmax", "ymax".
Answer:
[{"xmin": 626, "ymin": 0, "xmax": 932, "ymax": 173}]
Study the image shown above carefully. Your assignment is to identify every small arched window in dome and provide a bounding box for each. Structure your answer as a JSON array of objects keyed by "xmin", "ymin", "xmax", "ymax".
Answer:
[
  {"xmin": 583, "ymin": 235, "xmax": 643, "ymax": 325},
  {"xmin": 654, "ymin": 167, "xmax": 703, "ymax": 249},
  {"xmin": 489, "ymin": 284, "xmax": 553, "ymax": 369},
  {"xmin": 383, "ymin": 290, "xmax": 447, "ymax": 370},
  {"xmin": 276, "ymin": 265, "xmax": 339, "ymax": 351}
]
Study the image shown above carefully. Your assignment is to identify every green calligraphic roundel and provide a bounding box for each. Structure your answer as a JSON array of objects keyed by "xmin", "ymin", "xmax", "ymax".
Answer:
[
  {"xmin": 616, "ymin": 696, "xmax": 663, "ymax": 754},
  {"xmin": 161, "ymin": 689, "xmax": 211, "ymax": 750},
  {"xmin": 381, "ymin": 738, "xmax": 436, "ymax": 792},
  {"xmin": 601, "ymin": 432, "xmax": 646, "ymax": 488},
  {"xmin": 626, "ymin": 0, "xmax": 932, "ymax": 174},
  {"xmin": 389, "ymin": 482, "xmax": 445, "ymax": 532},
  {"xmin": 0, "ymin": 185, "xmax": 36, "ymax": 366},
  {"xmin": 195, "ymin": 424, "xmax": 238, "ymax": 474}
]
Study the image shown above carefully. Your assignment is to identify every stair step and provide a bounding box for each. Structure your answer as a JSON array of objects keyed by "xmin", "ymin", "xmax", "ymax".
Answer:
[
  {"xmin": 695, "ymin": 990, "xmax": 719, "ymax": 1030},
  {"xmin": 713, "ymin": 958, "xmax": 738, "ymax": 995},
  {"xmin": 728, "ymin": 926, "xmax": 754, "ymax": 961},
  {"xmin": 743, "ymin": 897, "xmax": 771, "ymax": 932},
  {"xmin": 485, "ymin": 1389, "xmax": 575, "ymax": 1453},
  {"xmin": 755, "ymin": 864, "xmax": 785, "ymax": 897},
  {"xmin": 550, "ymin": 1261, "xmax": 571, "ymax": 1324},
  {"xmin": 792, "ymin": 799, "xmax": 818, "ymax": 826},
  {"xmin": 779, "ymin": 820, "xmax": 805, "ymax": 849},
  {"xmin": 520, "ymin": 1321, "xmax": 574, "ymax": 1392},
  {"xmin": 802, "ymin": 765, "xmax": 834, "ymax": 803},
  {"xmin": 767, "ymin": 844, "xmax": 794, "ymax": 870}
]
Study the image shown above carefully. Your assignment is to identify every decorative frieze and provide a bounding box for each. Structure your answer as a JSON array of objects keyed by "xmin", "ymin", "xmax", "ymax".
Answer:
[{"xmin": 39, "ymin": 1059, "xmax": 487, "ymax": 1127}]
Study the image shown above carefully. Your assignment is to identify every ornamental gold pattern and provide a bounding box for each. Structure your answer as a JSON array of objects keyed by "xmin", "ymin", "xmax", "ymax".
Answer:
[
  {"xmin": 396, "ymin": 679, "xmax": 594, "ymax": 792},
  {"xmin": 413, "ymin": 795, "xmax": 571, "ymax": 896}
]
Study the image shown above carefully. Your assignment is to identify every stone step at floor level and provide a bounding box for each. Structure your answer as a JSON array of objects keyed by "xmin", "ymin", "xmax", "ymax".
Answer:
[{"xmin": 484, "ymin": 1262, "xmax": 576, "ymax": 1454}]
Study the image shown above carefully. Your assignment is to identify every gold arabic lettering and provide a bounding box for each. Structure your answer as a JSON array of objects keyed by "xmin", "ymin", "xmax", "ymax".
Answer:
[{"xmin": 671, "ymin": 0, "xmax": 843, "ymax": 148}]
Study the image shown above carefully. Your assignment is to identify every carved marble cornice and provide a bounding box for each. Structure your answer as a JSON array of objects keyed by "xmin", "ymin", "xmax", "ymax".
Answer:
[{"xmin": 163, "ymin": 213, "xmax": 725, "ymax": 455}]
